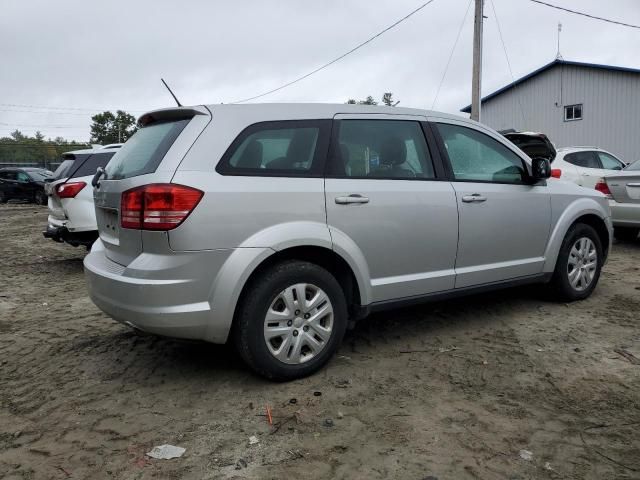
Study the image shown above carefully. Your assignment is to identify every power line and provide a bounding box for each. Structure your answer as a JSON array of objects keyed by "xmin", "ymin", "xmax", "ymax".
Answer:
[
  {"xmin": 431, "ymin": 0, "xmax": 473, "ymax": 109},
  {"xmin": 489, "ymin": 0, "xmax": 527, "ymax": 126},
  {"xmin": 0, "ymin": 121, "xmax": 86, "ymax": 129},
  {"xmin": 231, "ymin": 0, "xmax": 438, "ymax": 103},
  {"xmin": 528, "ymin": 0, "xmax": 640, "ymax": 29},
  {"xmin": 0, "ymin": 103, "xmax": 147, "ymax": 113}
]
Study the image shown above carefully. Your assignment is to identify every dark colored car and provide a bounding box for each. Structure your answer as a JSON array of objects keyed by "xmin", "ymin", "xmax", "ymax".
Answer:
[
  {"xmin": 0, "ymin": 167, "xmax": 53, "ymax": 204},
  {"xmin": 500, "ymin": 130, "xmax": 557, "ymax": 162}
]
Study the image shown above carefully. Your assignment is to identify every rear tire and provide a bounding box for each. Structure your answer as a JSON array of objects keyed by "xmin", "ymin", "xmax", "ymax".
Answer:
[
  {"xmin": 614, "ymin": 227, "xmax": 639, "ymax": 242},
  {"xmin": 234, "ymin": 260, "xmax": 348, "ymax": 381},
  {"xmin": 548, "ymin": 223, "xmax": 603, "ymax": 302},
  {"xmin": 35, "ymin": 191, "xmax": 47, "ymax": 205}
]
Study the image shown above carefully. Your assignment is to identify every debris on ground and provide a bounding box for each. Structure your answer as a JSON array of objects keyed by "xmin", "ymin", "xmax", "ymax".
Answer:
[
  {"xmin": 324, "ymin": 418, "xmax": 334, "ymax": 427},
  {"xmin": 249, "ymin": 435, "xmax": 259, "ymax": 445},
  {"xmin": 235, "ymin": 458, "xmax": 248, "ymax": 470},
  {"xmin": 614, "ymin": 348, "xmax": 640, "ymax": 365},
  {"xmin": 289, "ymin": 398, "xmax": 297, "ymax": 404},
  {"xmin": 146, "ymin": 444, "xmax": 186, "ymax": 460},
  {"xmin": 337, "ymin": 411, "xmax": 344, "ymax": 419},
  {"xmin": 266, "ymin": 404, "xmax": 273, "ymax": 425},
  {"xmin": 519, "ymin": 449, "xmax": 533, "ymax": 461},
  {"xmin": 313, "ymin": 391, "xmax": 322, "ymax": 397}
]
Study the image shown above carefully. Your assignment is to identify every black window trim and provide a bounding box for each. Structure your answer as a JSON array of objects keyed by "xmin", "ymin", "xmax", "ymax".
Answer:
[
  {"xmin": 216, "ymin": 119, "xmax": 332, "ymax": 178},
  {"xmin": 430, "ymin": 121, "xmax": 544, "ymax": 186},
  {"xmin": 564, "ymin": 103, "xmax": 583, "ymax": 122},
  {"xmin": 324, "ymin": 118, "xmax": 448, "ymax": 181}
]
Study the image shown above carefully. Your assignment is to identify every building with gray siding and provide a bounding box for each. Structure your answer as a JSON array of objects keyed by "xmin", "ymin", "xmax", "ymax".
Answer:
[{"xmin": 461, "ymin": 60, "xmax": 640, "ymax": 163}]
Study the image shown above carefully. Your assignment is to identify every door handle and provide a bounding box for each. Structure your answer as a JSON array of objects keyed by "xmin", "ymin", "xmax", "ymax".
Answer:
[
  {"xmin": 335, "ymin": 194, "xmax": 370, "ymax": 205},
  {"xmin": 461, "ymin": 193, "xmax": 487, "ymax": 203},
  {"xmin": 627, "ymin": 183, "xmax": 640, "ymax": 187}
]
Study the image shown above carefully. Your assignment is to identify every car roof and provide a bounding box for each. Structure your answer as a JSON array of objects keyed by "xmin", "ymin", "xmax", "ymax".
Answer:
[
  {"xmin": 139, "ymin": 103, "xmax": 470, "ymax": 124},
  {"xmin": 557, "ymin": 146, "xmax": 602, "ymax": 152},
  {"xmin": 62, "ymin": 146, "xmax": 123, "ymax": 155}
]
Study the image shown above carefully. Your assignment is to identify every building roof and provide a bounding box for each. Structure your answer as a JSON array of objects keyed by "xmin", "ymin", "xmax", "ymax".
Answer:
[{"xmin": 460, "ymin": 59, "xmax": 640, "ymax": 113}]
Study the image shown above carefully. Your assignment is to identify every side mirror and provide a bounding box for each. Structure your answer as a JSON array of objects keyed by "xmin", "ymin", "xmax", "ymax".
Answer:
[{"xmin": 531, "ymin": 157, "xmax": 551, "ymax": 181}]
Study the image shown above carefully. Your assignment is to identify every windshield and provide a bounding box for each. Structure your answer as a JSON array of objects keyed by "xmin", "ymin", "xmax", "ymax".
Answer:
[
  {"xmin": 625, "ymin": 160, "xmax": 640, "ymax": 171},
  {"xmin": 105, "ymin": 119, "xmax": 190, "ymax": 180},
  {"xmin": 27, "ymin": 170, "xmax": 53, "ymax": 181}
]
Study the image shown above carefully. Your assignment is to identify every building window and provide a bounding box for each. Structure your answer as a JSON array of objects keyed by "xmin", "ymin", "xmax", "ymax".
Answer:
[{"xmin": 564, "ymin": 104, "xmax": 583, "ymax": 122}]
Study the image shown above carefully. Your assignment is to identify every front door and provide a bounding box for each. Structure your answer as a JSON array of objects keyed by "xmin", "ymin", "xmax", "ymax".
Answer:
[
  {"xmin": 325, "ymin": 115, "xmax": 458, "ymax": 303},
  {"xmin": 433, "ymin": 121, "xmax": 552, "ymax": 288}
]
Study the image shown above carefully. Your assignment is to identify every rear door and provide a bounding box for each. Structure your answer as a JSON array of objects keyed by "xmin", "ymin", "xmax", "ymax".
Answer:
[
  {"xmin": 94, "ymin": 107, "xmax": 210, "ymax": 266},
  {"xmin": 432, "ymin": 119, "xmax": 551, "ymax": 288},
  {"xmin": 324, "ymin": 114, "xmax": 458, "ymax": 302},
  {"xmin": 563, "ymin": 150, "xmax": 605, "ymax": 188}
]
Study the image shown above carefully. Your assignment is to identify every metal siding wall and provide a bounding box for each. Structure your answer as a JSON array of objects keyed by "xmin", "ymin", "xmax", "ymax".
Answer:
[{"xmin": 480, "ymin": 65, "xmax": 640, "ymax": 163}]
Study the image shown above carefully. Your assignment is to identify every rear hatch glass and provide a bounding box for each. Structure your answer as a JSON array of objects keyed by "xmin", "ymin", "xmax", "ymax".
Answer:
[{"xmin": 105, "ymin": 119, "xmax": 190, "ymax": 180}]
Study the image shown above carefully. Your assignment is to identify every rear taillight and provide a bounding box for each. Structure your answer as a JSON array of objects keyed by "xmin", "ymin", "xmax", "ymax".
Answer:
[
  {"xmin": 56, "ymin": 181, "xmax": 86, "ymax": 198},
  {"xmin": 551, "ymin": 169, "xmax": 562, "ymax": 178},
  {"xmin": 120, "ymin": 184, "xmax": 203, "ymax": 230},
  {"xmin": 595, "ymin": 181, "xmax": 612, "ymax": 197}
]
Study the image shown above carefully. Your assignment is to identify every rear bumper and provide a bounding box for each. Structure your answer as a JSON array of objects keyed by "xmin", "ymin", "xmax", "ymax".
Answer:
[
  {"xmin": 43, "ymin": 224, "xmax": 97, "ymax": 247},
  {"xmin": 83, "ymin": 240, "xmax": 236, "ymax": 342},
  {"xmin": 609, "ymin": 199, "xmax": 640, "ymax": 227}
]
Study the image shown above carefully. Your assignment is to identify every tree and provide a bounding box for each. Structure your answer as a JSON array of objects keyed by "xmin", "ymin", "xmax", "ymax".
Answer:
[
  {"xmin": 90, "ymin": 110, "xmax": 138, "ymax": 144},
  {"xmin": 346, "ymin": 93, "xmax": 398, "ymax": 106},
  {"xmin": 382, "ymin": 92, "xmax": 395, "ymax": 106}
]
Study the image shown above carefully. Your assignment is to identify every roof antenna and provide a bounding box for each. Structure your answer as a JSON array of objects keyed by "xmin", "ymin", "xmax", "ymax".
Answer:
[
  {"xmin": 161, "ymin": 78, "xmax": 182, "ymax": 107},
  {"xmin": 556, "ymin": 22, "xmax": 563, "ymax": 60}
]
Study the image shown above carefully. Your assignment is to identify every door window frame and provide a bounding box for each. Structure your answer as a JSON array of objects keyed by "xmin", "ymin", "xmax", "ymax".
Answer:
[
  {"xmin": 325, "ymin": 117, "xmax": 449, "ymax": 181},
  {"xmin": 216, "ymin": 119, "xmax": 332, "ymax": 178},
  {"xmin": 430, "ymin": 120, "xmax": 539, "ymax": 185}
]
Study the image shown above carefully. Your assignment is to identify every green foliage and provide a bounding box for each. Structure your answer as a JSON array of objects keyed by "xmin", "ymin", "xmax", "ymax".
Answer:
[
  {"xmin": 90, "ymin": 110, "xmax": 138, "ymax": 144},
  {"xmin": 0, "ymin": 131, "xmax": 90, "ymax": 169},
  {"xmin": 346, "ymin": 93, "xmax": 397, "ymax": 106}
]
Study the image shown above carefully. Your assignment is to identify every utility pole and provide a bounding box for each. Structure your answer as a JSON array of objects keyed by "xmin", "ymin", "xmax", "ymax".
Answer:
[{"xmin": 471, "ymin": 0, "xmax": 484, "ymax": 122}]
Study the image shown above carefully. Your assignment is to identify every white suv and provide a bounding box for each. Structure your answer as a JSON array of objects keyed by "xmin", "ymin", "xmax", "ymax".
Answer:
[
  {"xmin": 44, "ymin": 145, "xmax": 121, "ymax": 248},
  {"xmin": 551, "ymin": 147, "xmax": 627, "ymax": 188}
]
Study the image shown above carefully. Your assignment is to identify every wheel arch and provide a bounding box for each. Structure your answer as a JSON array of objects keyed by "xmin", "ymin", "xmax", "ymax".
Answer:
[{"xmin": 543, "ymin": 200, "xmax": 611, "ymax": 272}]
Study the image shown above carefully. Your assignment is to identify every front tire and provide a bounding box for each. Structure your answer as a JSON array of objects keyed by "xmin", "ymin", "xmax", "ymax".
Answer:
[
  {"xmin": 614, "ymin": 227, "xmax": 639, "ymax": 242},
  {"xmin": 234, "ymin": 260, "xmax": 348, "ymax": 381},
  {"xmin": 548, "ymin": 223, "xmax": 603, "ymax": 301}
]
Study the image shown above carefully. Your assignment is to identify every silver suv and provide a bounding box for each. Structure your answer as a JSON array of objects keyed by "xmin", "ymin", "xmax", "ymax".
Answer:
[{"xmin": 84, "ymin": 104, "xmax": 612, "ymax": 380}]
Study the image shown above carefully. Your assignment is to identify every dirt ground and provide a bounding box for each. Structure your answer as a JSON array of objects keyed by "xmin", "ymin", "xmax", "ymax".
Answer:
[{"xmin": 0, "ymin": 203, "xmax": 639, "ymax": 480}]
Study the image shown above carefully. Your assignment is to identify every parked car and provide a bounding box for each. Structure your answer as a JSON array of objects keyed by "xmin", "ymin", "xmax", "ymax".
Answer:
[
  {"xmin": 501, "ymin": 131, "xmax": 556, "ymax": 163},
  {"xmin": 84, "ymin": 104, "xmax": 612, "ymax": 380},
  {"xmin": 549, "ymin": 147, "xmax": 627, "ymax": 188},
  {"xmin": 43, "ymin": 145, "xmax": 121, "ymax": 248},
  {"xmin": 598, "ymin": 159, "xmax": 640, "ymax": 241},
  {"xmin": 0, "ymin": 167, "xmax": 52, "ymax": 204}
]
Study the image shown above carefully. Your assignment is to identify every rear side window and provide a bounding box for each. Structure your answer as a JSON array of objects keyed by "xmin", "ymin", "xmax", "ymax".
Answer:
[
  {"xmin": 105, "ymin": 119, "xmax": 190, "ymax": 180},
  {"xmin": 564, "ymin": 151, "xmax": 599, "ymax": 169},
  {"xmin": 217, "ymin": 120, "xmax": 330, "ymax": 176},
  {"xmin": 597, "ymin": 152, "xmax": 624, "ymax": 170},
  {"xmin": 71, "ymin": 152, "xmax": 116, "ymax": 178},
  {"xmin": 328, "ymin": 120, "xmax": 435, "ymax": 179}
]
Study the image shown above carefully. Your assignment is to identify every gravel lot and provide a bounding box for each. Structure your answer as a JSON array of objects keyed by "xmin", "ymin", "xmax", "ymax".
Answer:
[{"xmin": 1, "ymin": 203, "xmax": 639, "ymax": 479}]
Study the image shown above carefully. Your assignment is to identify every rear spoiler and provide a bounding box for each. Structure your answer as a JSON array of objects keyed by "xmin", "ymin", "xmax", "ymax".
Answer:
[{"xmin": 137, "ymin": 106, "xmax": 209, "ymax": 127}]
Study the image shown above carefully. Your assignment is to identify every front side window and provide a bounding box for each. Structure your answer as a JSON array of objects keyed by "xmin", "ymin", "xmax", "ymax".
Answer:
[
  {"xmin": 105, "ymin": 119, "xmax": 190, "ymax": 180},
  {"xmin": 597, "ymin": 152, "xmax": 624, "ymax": 171},
  {"xmin": 218, "ymin": 120, "xmax": 329, "ymax": 176},
  {"xmin": 564, "ymin": 151, "xmax": 600, "ymax": 169},
  {"xmin": 436, "ymin": 123, "xmax": 526, "ymax": 183},
  {"xmin": 329, "ymin": 120, "xmax": 434, "ymax": 179},
  {"xmin": 564, "ymin": 104, "xmax": 583, "ymax": 121}
]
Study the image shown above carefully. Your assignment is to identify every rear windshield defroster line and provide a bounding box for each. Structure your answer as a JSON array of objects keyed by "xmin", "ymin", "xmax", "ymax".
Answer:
[{"xmin": 105, "ymin": 118, "xmax": 191, "ymax": 180}]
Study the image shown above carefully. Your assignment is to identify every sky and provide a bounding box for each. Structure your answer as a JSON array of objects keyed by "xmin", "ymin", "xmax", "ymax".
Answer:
[{"xmin": 1, "ymin": 0, "xmax": 639, "ymax": 142}]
